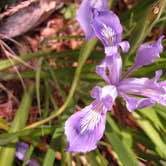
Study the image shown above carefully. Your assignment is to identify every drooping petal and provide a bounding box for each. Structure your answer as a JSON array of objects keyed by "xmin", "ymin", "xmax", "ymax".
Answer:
[
  {"xmin": 91, "ymin": 10, "xmax": 122, "ymax": 46},
  {"xmin": 126, "ymin": 36, "xmax": 164, "ymax": 76},
  {"xmin": 77, "ymin": 0, "xmax": 108, "ymax": 40},
  {"xmin": 65, "ymin": 85, "xmax": 118, "ymax": 152},
  {"xmin": 120, "ymin": 93, "xmax": 155, "ymax": 112},
  {"xmin": 118, "ymin": 71, "xmax": 166, "ymax": 107},
  {"xmin": 65, "ymin": 102, "xmax": 106, "ymax": 152}
]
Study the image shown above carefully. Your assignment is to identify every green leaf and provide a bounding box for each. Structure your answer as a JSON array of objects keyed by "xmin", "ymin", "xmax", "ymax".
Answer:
[
  {"xmin": 133, "ymin": 112, "xmax": 166, "ymax": 159},
  {"xmin": 0, "ymin": 85, "xmax": 34, "ymax": 166},
  {"xmin": 123, "ymin": 0, "xmax": 166, "ymax": 63},
  {"xmin": 43, "ymin": 128, "xmax": 63, "ymax": 166},
  {"xmin": 0, "ymin": 127, "xmax": 55, "ymax": 145},
  {"xmin": 22, "ymin": 144, "xmax": 35, "ymax": 166},
  {"xmin": 24, "ymin": 39, "xmax": 98, "ymax": 129},
  {"xmin": 0, "ymin": 49, "xmax": 51, "ymax": 71},
  {"xmin": 138, "ymin": 107, "xmax": 166, "ymax": 133},
  {"xmin": 36, "ymin": 57, "xmax": 44, "ymax": 116},
  {"xmin": 105, "ymin": 115, "xmax": 138, "ymax": 166},
  {"xmin": 87, "ymin": 150, "xmax": 108, "ymax": 166},
  {"xmin": 0, "ymin": 118, "xmax": 9, "ymax": 131}
]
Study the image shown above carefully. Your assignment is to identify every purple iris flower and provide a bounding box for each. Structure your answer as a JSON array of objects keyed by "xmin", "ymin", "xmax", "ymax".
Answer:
[
  {"xmin": 65, "ymin": 37, "xmax": 165, "ymax": 153},
  {"xmin": 16, "ymin": 142, "xmax": 39, "ymax": 166}
]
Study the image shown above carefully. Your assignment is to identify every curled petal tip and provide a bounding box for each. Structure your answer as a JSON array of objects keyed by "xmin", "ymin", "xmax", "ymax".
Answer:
[
  {"xmin": 118, "ymin": 41, "xmax": 130, "ymax": 53},
  {"xmin": 91, "ymin": 86, "xmax": 102, "ymax": 99},
  {"xmin": 127, "ymin": 36, "xmax": 164, "ymax": 74}
]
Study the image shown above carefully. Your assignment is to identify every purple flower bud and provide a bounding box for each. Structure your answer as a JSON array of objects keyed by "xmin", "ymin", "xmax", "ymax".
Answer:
[
  {"xmin": 16, "ymin": 142, "xmax": 39, "ymax": 166},
  {"xmin": 16, "ymin": 142, "xmax": 29, "ymax": 161}
]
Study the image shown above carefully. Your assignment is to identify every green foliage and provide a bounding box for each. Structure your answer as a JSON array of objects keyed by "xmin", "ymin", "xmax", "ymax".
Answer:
[
  {"xmin": 61, "ymin": 4, "xmax": 77, "ymax": 19},
  {"xmin": 0, "ymin": 0, "xmax": 166, "ymax": 165}
]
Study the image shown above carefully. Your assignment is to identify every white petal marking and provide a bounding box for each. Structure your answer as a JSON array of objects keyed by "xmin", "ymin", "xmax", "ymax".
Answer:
[
  {"xmin": 80, "ymin": 104, "xmax": 103, "ymax": 134},
  {"xmin": 90, "ymin": 0, "xmax": 103, "ymax": 8},
  {"xmin": 101, "ymin": 24, "xmax": 115, "ymax": 45}
]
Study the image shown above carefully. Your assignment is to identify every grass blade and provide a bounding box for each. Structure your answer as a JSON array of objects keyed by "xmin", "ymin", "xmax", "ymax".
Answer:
[{"xmin": 0, "ymin": 84, "xmax": 34, "ymax": 166}]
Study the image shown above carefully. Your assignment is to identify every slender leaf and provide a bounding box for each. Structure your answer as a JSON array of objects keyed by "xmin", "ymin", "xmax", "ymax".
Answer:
[{"xmin": 0, "ymin": 85, "xmax": 34, "ymax": 166}]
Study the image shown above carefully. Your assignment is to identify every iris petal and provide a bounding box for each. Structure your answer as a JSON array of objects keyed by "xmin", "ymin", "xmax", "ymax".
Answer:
[
  {"xmin": 96, "ymin": 54, "xmax": 122, "ymax": 85},
  {"xmin": 76, "ymin": 0, "xmax": 108, "ymax": 40},
  {"xmin": 120, "ymin": 93, "xmax": 155, "ymax": 112},
  {"xmin": 65, "ymin": 102, "xmax": 106, "ymax": 152},
  {"xmin": 76, "ymin": 0, "xmax": 95, "ymax": 40},
  {"xmin": 65, "ymin": 85, "xmax": 117, "ymax": 152},
  {"xmin": 91, "ymin": 10, "xmax": 122, "ymax": 46},
  {"xmin": 91, "ymin": 86, "xmax": 102, "ymax": 99},
  {"xmin": 125, "ymin": 36, "xmax": 164, "ymax": 76},
  {"xmin": 118, "ymin": 71, "xmax": 166, "ymax": 107}
]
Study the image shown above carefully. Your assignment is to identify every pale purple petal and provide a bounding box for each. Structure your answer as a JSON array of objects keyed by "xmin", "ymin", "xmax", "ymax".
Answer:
[
  {"xmin": 16, "ymin": 142, "xmax": 29, "ymax": 160},
  {"xmin": 16, "ymin": 142, "xmax": 39, "ymax": 165},
  {"xmin": 65, "ymin": 85, "xmax": 118, "ymax": 152},
  {"xmin": 99, "ymin": 85, "xmax": 118, "ymax": 109},
  {"xmin": 159, "ymin": 81, "xmax": 166, "ymax": 87},
  {"xmin": 97, "ymin": 54, "xmax": 122, "ymax": 85},
  {"xmin": 91, "ymin": 85, "xmax": 118, "ymax": 109},
  {"xmin": 91, "ymin": 10, "xmax": 122, "ymax": 46},
  {"xmin": 76, "ymin": 0, "xmax": 95, "ymax": 40},
  {"xmin": 118, "ymin": 41, "xmax": 130, "ymax": 53},
  {"xmin": 104, "ymin": 41, "xmax": 130, "ymax": 56},
  {"xmin": 120, "ymin": 93, "xmax": 155, "ymax": 112},
  {"xmin": 96, "ymin": 60, "xmax": 111, "ymax": 84},
  {"xmin": 77, "ymin": 0, "xmax": 108, "ymax": 40},
  {"xmin": 126, "ymin": 36, "xmax": 164, "ymax": 75},
  {"xmin": 107, "ymin": 54, "xmax": 122, "ymax": 85},
  {"xmin": 91, "ymin": 86, "xmax": 102, "ymax": 99},
  {"xmin": 90, "ymin": 0, "xmax": 108, "ymax": 9},
  {"xmin": 65, "ymin": 102, "xmax": 106, "ymax": 152},
  {"xmin": 118, "ymin": 71, "xmax": 166, "ymax": 106},
  {"xmin": 104, "ymin": 46, "xmax": 119, "ymax": 55},
  {"xmin": 150, "ymin": 70, "xmax": 162, "ymax": 83}
]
